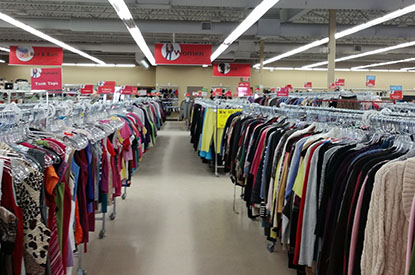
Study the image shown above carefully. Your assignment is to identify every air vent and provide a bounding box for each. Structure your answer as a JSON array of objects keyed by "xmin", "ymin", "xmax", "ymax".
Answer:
[
  {"xmin": 201, "ymin": 22, "xmax": 212, "ymax": 30},
  {"xmin": 354, "ymin": 45, "xmax": 362, "ymax": 52}
]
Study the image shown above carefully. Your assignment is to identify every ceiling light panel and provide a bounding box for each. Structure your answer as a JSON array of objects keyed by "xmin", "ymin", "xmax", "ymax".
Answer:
[
  {"xmin": 304, "ymin": 40, "xmax": 415, "ymax": 68},
  {"xmin": 351, "ymin": 57, "xmax": 415, "ymax": 70},
  {"xmin": 211, "ymin": 0, "xmax": 281, "ymax": 62},
  {"xmin": 108, "ymin": 0, "xmax": 156, "ymax": 66},
  {"xmin": 257, "ymin": 3, "xmax": 415, "ymax": 67},
  {"xmin": 0, "ymin": 12, "xmax": 105, "ymax": 64}
]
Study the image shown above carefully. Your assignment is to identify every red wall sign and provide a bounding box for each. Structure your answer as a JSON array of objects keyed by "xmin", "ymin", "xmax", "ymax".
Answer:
[
  {"xmin": 31, "ymin": 67, "xmax": 62, "ymax": 91},
  {"xmin": 132, "ymin": 87, "xmax": 138, "ymax": 95},
  {"xmin": 120, "ymin": 86, "xmax": 135, "ymax": 95},
  {"xmin": 154, "ymin": 43, "xmax": 211, "ymax": 65},
  {"xmin": 97, "ymin": 81, "xmax": 116, "ymax": 94},
  {"xmin": 335, "ymin": 78, "xmax": 345, "ymax": 86},
  {"xmin": 10, "ymin": 46, "xmax": 63, "ymax": 66},
  {"xmin": 81, "ymin": 84, "xmax": 94, "ymax": 94},
  {"xmin": 304, "ymin": 82, "xmax": 312, "ymax": 88},
  {"xmin": 213, "ymin": 88, "xmax": 223, "ymax": 96},
  {"xmin": 366, "ymin": 75, "xmax": 376, "ymax": 87},
  {"xmin": 213, "ymin": 63, "xmax": 251, "ymax": 77},
  {"xmin": 277, "ymin": 87, "xmax": 289, "ymax": 97},
  {"xmin": 390, "ymin": 85, "xmax": 403, "ymax": 100},
  {"xmin": 237, "ymin": 82, "xmax": 252, "ymax": 97}
]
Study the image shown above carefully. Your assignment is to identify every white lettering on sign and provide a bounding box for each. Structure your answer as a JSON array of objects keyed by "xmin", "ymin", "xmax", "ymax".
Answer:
[{"xmin": 47, "ymin": 82, "xmax": 58, "ymax": 85}]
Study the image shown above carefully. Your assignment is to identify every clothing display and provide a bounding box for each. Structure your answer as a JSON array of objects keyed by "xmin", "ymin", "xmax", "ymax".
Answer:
[
  {"xmin": 0, "ymin": 99, "xmax": 163, "ymax": 275},
  {"xmin": 219, "ymin": 102, "xmax": 415, "ymax": 275}
]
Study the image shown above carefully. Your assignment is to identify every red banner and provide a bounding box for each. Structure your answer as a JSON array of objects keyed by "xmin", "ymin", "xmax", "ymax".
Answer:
[
  {"xmin": 304, "ymin": 82, "xmax": 312, "ymax": 89},
  {"xmin": 213, "ymin": 88, "xmax": 223, "ymax": 96},
  {"xmin": 277, "ymin": 87, "xmax": 289, "ymax": 97},
  {"xmin": 10, "ymin": 46, "xmax": 63, "ymax": 66},
  {"xmin": 224, "ymin": 90, "xmax": 232, "ymax": 97},
  {"xmin": 132, "ymin": 87, "xmax": 138, "ymax": 95},
  {"xmin": 31, "ymin": 68, "xmax": 62, "ymax": 91},
  {"xmin": 270, "ymin": 88, "xmax": 276, "ymax": 92},
  {"xmin": 97, "ymin": 81, "xmax": 116, "ymax": 94},
  {"xmin": 237, "ymin": 82, "xmax": 252, "ymax": 97},
  {"xmin": 154, "ymin": 43, "xmax": 211, "ymax": 65},
  {"xmin": 81, "ymin": 84, "xmax": 94, "ymax": 94},
  {"xmin": 329, "ymin": 82, "xmax": 336, "ymax": 89},
  {"xmin": 366, "ymin": 75, "xmax": 376, "ymax": 87},
  {"xmin": 120, "ymin": 86, "xmax": 135, "ymax": 95},
  {"xmin": 213, "ymin": 63, "xmax": 251, "ymax": 77},
  {"xmin": 335, "ymin": 78, "xmax": 345, "ymax": 86}
]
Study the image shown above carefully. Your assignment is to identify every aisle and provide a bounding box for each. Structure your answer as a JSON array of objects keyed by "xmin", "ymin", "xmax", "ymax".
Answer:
[{"xmin": 78, "ymin": 121, "xmax": 295, "ymax": 275}]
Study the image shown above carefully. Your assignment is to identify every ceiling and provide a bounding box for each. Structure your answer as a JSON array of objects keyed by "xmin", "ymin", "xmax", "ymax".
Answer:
[{"xmin": 0, "ymin": 0, "xmax": 415, "ymax": 69}]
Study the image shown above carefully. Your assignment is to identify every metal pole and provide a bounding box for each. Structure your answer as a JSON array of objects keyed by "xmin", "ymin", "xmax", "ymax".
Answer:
[{"xmin": 328, "ymin": 10, "xmax": 336, "ymax": 90}]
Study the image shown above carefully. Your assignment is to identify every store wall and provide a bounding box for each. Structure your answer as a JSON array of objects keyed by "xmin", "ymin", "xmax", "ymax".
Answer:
[
  {"xmin": 2, "ymin": 63, "xmax": 415, "ymax": 98},
  {"xmin": 0, "ymin": 64, "xmax": 156, "ymax": 86},
  {"xmin": 252, "ymin": 70, "xmax": 415, "ymax": 94}
]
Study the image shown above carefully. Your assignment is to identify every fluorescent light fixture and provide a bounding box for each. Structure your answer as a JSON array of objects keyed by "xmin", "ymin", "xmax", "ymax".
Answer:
[
  {"xmin": 351, "ymin": 57, "xmax": 415, "ymax": 70},
  {"xmin": 202, "ymin": 64, "xmax": 209, "ymax": 68},
  {"xmin": 304, "ymin": 40, "xmax": 415, "ymax": 68},
  {"xmin": 0, "ymin": 59, "xmax": 5, "ymax": 63},
  {"xmin": 0, "ymin": 46, "xmax": 9, "ymax": 53},
  {"xmin": 257, "ymin": 3, "xmax": 415, "ymax": 67},
  {"xmin": 211, "ymin": 0, "xmax": 280, "ymax": 62},
  {"xmin": 108, "ymin": 0, "xmax": 156, "ymax": 66},
  {"xmin": 350, "ymin": 68, "xmax": 370, "ymax": 72},
  {"xmin": 139, "ymin": 60, "xmax": 149, "ymax": 69},
  {"xmin": 0, "ymin": 12, "xmax": 104, "ymax": 64},
  {"xmin": 254, "ymin": 38, "xmax": 329, "ymax": 67},
  {"xmin": 62, "ymin": 63, "xmax": 136, "ymax": 67},
  {"xmin": 370, "ymin": 69, "xmax": 390, "ymax": 72}
]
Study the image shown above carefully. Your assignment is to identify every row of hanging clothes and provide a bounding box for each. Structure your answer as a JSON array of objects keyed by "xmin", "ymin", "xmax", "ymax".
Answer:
[
  {"xmin": 0, "ymin": 98, "xmax": 164, "ymax": 275},
  {"xmin": 220, "ymin": 103, "xmax": 415, "ymax": 275},
  {"xmin": 189, "ymin": 99, "xmax": 247, "ymax": 164},
  {"xmin": 254, "ymin": 91, "xmax": 381, "ymax": 111}
]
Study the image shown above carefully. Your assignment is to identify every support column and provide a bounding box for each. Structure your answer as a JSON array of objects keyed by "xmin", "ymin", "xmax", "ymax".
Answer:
[
  {"xmin": 259, "ymin": 39, "xmax": 265, "ymax": 72},
  {"xmin": 328, "ymin": 10, "xmax": 336, "ymax": 90}
]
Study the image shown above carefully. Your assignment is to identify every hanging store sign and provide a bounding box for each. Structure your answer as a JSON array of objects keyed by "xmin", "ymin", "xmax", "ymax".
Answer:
[
  {"xmin": 97, "ymin": 81, "xmax": 116, "ymax": 94},
  {"xmin": 366, "ymin": 75, "xmax": 376, "ymax": 87},
  {"xmin": 154, "ymin": 43, "xmax": 211, "ymax": 65},
  {"xmin": 31, "ymin": 67, "xmax": 62, "ymax": 91},
  {"xmin": 277, "ymin": 87, "xmax": 289, "ymax": 97},
  {"xmin": 335, "ymin": 78, "xmax": 345, "ymax": 86},
  {"xmin": 224, "ymin": 90, "xmax": 232, "ymax": 97},
  {"xmin": 329, "ymin": 82, "xmax": 336, "ymax": 89},
  {"xmin": 132, "ymin": 87, "xmax": 138, "ymax": 95},
  {"xmin": 138, "ymin": 89, "xmax": 147, "ymax": 96},
  {"xmin": 80, "ymin": 84, "xmax": 94, "ymax": 94},
  {"xmin": 120, "ymin": 85, "xmax": 135, "ymax": 95},
  {"xmin": 390, "ymin": 85, "xmax": 403, "ymax": 100},
  {"xmin": 213, "ymin": 88, "xmax": 223, "ymax": 96},
  {"xmin": 10, "ymin": 46, "xmax": 63, "ymax": 66},
  {"xmin": 304, "ymin": 82, "xmax": 312, "ymax": 89},
  {"xmin": 213, "ymin": 63, "xmax": 251, "ymax": 77},
  {"xmin": 237, "ymin": 82, "xmax": 252, "ymax": 97}
]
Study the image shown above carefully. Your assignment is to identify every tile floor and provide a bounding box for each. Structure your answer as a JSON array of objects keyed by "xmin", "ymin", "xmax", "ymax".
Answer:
[{"xmin": 73, "ymin": 121, "xmax": 295, "ymax": 275}]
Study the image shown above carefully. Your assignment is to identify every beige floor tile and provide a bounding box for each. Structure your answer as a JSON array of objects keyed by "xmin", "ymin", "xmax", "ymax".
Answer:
[{"xmin": 72, "ymin": 121, "xmax": 296, "ymax": 275}]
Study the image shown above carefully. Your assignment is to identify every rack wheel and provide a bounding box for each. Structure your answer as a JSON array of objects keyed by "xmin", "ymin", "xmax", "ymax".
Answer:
[
  {"xmin": 267, "ymin": 243, "xmax": 275, "ymax": 253},
  {"xmin": 110, "ymin": 213, "xmax": 116, "ymax": 220},
  {"xmin": 99, "ymin": 230, "xmax": 105, "ymax": 239},
  {"xmin": 122, "ymin": 193, "xmax": 127, "ymax": 200}
]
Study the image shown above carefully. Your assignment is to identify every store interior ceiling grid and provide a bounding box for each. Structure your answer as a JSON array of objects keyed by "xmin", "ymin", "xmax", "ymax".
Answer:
[{"xmin": 0, "ymin": 0, "xmax": 415, "ymax": 69}]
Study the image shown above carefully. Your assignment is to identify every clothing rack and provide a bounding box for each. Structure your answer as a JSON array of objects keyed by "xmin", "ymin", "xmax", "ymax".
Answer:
[{"xmin": 0, "ymin": 98, "xmax": 164, "ymax": 275}]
